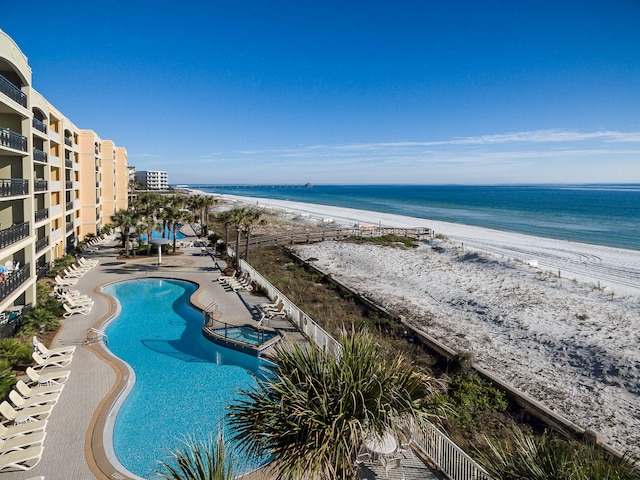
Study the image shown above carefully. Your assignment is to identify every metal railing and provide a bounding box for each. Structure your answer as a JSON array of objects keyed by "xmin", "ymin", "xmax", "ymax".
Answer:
[
  {"xmin": 0, "ymin": 263, "xmax": 30, "ymax": 303},
  {"xmin": 0, "ymin": 127, "xmax": 27, "ymax": 152},
  {"xmin": 35, "ymin": 208, "xmax": 49, "ymax": 222},
  {"xmin": 0, "ymin": 222, "xmax": 29, "ymax": 249},
  {"xmin": 0, "ymin": 74, "xmax": 26, "ymax": 107},
  {"xmin": 239, "ymin": 258, "xmax": 342, "ymax": 357},
  {"xmin": 33, "ymin": 148, "xmax": 48, "ymax": 163},
  {"xmin": 0, "ymin": 178, "xmax": 29, "ymax": 197},
  {"xmin": 35, "ymin": 236, "xmax": 49, "ymax": 252},
  {"xmin": 32, "ymin": 117, "xmax": 47, "ymax": 134},
  {"xmin": 34, "ymin": 179, "xmax": 48, "ymax": 192}
]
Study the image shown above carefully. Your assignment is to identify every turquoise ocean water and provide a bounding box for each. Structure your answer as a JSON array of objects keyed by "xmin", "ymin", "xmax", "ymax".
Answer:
[{"xmin": 187, "ymin": 184, "xmax": 640, "ymax": 251}]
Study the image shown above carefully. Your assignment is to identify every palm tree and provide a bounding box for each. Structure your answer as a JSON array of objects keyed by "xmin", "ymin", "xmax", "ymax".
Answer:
[
  {"xmin": 228, "ymin": 331, "xmax": 445, "ymax": 480},
  {"xmin": 111, "ymin": 209, "xmax": 138, "ymax": 257},
  {"xmin": 241, "ymin": 209, "xmax": 266, "ymax": 263},
  {"xmin": 156, "ymin": 433, "xmax": 234, "ymax": 480}
]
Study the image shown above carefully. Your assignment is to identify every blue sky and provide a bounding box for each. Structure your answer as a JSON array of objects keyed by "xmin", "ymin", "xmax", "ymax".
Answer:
[{"xmin": 2, "ymin": 1, "xmax": 639, "ymax": 184}]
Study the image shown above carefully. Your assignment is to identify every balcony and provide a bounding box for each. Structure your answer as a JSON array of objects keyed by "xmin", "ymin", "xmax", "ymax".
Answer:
[
  {"xmin": 65, "ymin": 158, "xmax": 73, "ymax": 168},
  {"xmin": 0, "ymin": 262, "xmax": 30, "ymax": 303},
  {"xmin": 0, "ymin": 222, "xmax": 29, "ymax": 250},
  {"xmin": 64, "ymin": 137, "xmax": 73, "ymax": 147},
  {"xmin": 34, "ymin": 179, "xmax": 48, "ymax": 192},
  {"xmin": 0, "ymin": 74, "xmax": 27, "ymax": 108},
  {"xmin": 33, "ymin": 148, "xmax": 48, "ymax": 163},
  {"xmin": 0, "ymin": 178, "xmax": 29, "ymax": 197},
  {"xmin": 32, "ymin": 117, "xmax": 47, "ymax": 134},
  {"xmin": 0, "ymin": 127, "xmax": 27, "ymax": 152},
  {"xmin": 65, "ymin": 181, "xmax": 73, "ymax": 190},
  {"xmin": 35, "ymin": 208, "xmax": 49, "ymax": 223},
  {"xmin": 36, "ymin": 237, "xmax": 49, "ymax": 253}
]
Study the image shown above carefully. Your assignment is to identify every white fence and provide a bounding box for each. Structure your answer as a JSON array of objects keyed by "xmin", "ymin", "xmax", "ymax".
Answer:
[
  {"xmin": 239, "ymin": 258, "xmax": 342, "ymax": 357},
  {"xmin": 239, "ymin": 257, "xmax": 488, "ymax": 480}
]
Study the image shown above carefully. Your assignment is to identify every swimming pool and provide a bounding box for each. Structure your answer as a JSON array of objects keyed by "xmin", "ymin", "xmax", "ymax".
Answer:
[{"xmin": 102, "ymin": 278, "xmax": 270, "ymax": 479}]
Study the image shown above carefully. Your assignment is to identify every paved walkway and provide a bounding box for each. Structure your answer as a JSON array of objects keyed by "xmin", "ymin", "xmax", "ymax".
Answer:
[{"xmin": 2, "ymin": 235, "xmax": 440, "ymax": 480}]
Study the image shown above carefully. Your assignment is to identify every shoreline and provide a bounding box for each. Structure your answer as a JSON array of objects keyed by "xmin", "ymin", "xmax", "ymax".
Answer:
[{"xmin": 193, "ymin": 189, "xmax": 640, "ymax": 297}]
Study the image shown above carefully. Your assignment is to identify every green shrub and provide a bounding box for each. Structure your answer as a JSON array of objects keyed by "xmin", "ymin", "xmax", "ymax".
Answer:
[
  {"xmin": 0, "ymin": 338, "xmax": 33, "ymax": 366},
  {"xmin": 0, "ymin": 358, "xmax": 16, "ymax": 400}
]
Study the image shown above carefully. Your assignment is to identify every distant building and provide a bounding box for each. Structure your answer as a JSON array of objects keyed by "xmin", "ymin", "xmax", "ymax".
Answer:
[{"xmin": 135, "ymin": 170, "xmax": 168, "ymax": 190}]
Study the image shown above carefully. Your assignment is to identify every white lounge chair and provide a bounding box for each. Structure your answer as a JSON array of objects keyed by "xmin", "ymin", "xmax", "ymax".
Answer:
[
  {"xmin": 63, "ymin": 303, "xmax": 92, "ymax": 317},
  {"xmin": 54, "ymin": 275, "xmax": 77, "ymax": 286},
  {"xmin": 0, "ymin": 419, "xmax": 47, "ymax": 440},
  {"xmin": 0, "ymin": 446, "xmax": 44, "ymax": 472},
  {"xmin": 15, "ymin": 380, "xmax": 64, "ymax": 398},
  {"xmin": 26, "ymin": 367, "xmax": 70, "ymax": 385},
  {"xmin": 9, "ymin": 390, "xmax": 59, "ymax": 410},
  {"xmin": 33, "ymin": 338, "xmax": 76, "ymax": 357},
  {"xmin": 0, "ymin": 431, "xmax": 46, "ymax": 454},
  {"xmin": 0, "ymin": 401, "xmax": 53, "ymax": 422},
  {"xmin": 32, "ymin": 351, "xmax": 73, "ymax": 369}
]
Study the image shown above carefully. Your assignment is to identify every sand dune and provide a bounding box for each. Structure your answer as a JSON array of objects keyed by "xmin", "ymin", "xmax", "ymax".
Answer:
[{"xmin": 213, "ymin": 193, "xmax": 640, "ymax": 455}]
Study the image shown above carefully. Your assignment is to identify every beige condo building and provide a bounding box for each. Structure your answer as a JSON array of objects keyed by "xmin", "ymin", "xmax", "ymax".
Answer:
[{"xmin": 0, "ymin": 29, "xmax": 128, "ymax": 315}]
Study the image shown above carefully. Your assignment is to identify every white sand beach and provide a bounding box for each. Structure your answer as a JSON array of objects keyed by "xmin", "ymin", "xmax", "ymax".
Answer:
[{"xmin": 206, "ymin": 192, "xmax": 640, "ymax": 456}]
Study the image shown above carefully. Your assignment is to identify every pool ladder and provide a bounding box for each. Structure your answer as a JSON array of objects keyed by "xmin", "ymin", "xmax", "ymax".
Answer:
[{"xmin": 86, "ymin": 327, "xmax": 108, "ymax": 345}]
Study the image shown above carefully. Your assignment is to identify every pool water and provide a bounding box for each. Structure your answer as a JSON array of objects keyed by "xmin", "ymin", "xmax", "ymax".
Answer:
[
  {"xmin": 103, "ymin": 278, "xmax": 270, "ymax": 479},
  {"xmin": 214, "ymin": 325, "xmax": 279, "ymax": 346}
]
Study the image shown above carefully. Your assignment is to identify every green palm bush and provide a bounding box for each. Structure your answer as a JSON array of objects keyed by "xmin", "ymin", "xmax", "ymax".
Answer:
[
  {"xmin": 228, "ymin": 331, "xmax": 446, "ymax": 480},
  {"xmin": 156, "ymin": 433, "xmax": 234, "ymax": 480},
  {"xmin": 479, "ymin": 427, "xmax": 640, "ymax": 480}
]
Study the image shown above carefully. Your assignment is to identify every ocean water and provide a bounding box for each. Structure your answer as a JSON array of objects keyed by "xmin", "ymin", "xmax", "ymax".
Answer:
[{"xmin": 188, "ymin": 184, "xmax": 640, "ymax": 251}]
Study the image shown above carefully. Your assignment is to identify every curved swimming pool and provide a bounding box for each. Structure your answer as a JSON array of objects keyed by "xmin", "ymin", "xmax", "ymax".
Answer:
[{"xmin": 102, "ymin": 278, "xmax": 270, "ymax": 479}]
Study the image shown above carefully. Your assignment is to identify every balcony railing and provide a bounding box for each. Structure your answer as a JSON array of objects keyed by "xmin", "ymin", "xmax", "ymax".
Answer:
[
  {"xmin": 0, "ymin": 263, "xmax": 30, "ymax": 303},
  {"xmin": 34, "ymin": 179, "xmax": 48, "ymax": 192},
  {"xmin": 0, "ymin": 222, "xmax": 29, "ymax": 250},
  {"xmin": 0, "ymin": 178, "xmax": 29, "ymax": 197},
  {"xmin": 33, "ymin": 148, "xmax": 48, "ymax": 163},
  {"xmin": 64, "ymin": 137, "xmax": 73, "ymax": 147},
  {"xmin": 65, "ymin": 181, "xmax": 73, "ymax": 190},
  {"xmin": 0, "ymin": 127, "xmax": 27, "ymax": 152},
  {"xmin": 35, "ymin": 208, "xmax": 49, "ymax": 222},
  {"xmin": 65, "ymin": 158, "xmax": 73, "ymax": 168},
  {"xmin": 32, "ymin": 117, "xmax": 47, "ymax": 134},
  {"xmin": 0, "ymin": 74, "xmax": 27, "ymax": 107},
  {"xmin": 36, "ymin": 237, "xmax": 49, "ymax": 253}
]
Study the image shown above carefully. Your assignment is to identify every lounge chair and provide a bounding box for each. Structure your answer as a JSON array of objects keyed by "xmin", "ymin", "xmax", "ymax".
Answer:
[
  {"xmin": 0, "ymin": 401, "xmax": 53, "ymax": 422},
  {"xmin": 15, "ymin": 380, "xmax": 64, "ymax": 398},
  {"xmin": 9, "ymin": 390, "xmax": 60, "ymax": 410},
  {"xmin": 33, "ymin": 337, "xmax": 76, "ymax": 358},
  {"xmin": 63, "ymin": 302, "xmax": 92, "ymax": 317},
  {"xmin": 0, "ymin": 419, "xmax": 47, "ymax": 440},
  {"xmin": 0, "ymin": 431, "xmax": 46, "ymax": 454},
  {"xmin": 26, "ymin": 367, "xmax": 70, "ymax": 385},
  {"xmin": 54, "ymin": 275, "xmax": 77, "ymax": 286},
  {"xmin": 32, "ymin": 351, "xmax": 73, "ymax": 369},
  {"xmin": 0, "ymin": 446, "xmax": 44, "ymax": 472}
]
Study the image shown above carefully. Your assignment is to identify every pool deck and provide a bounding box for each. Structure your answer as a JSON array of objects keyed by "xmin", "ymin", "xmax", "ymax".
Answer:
[{"xmin": 2, "ymin": 235, "xmax": 440, "ymax": 480}]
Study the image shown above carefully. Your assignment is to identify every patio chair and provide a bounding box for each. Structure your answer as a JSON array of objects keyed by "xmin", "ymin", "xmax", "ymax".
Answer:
[
  {"xmin": 0, "ymin": 431, "xmax": 46, "ymax": 454},
  {"xmin": 9, "ymin": 390, "xmax": 59, "ymax": 410},
  {"xmin": 0, "ymin": 419, "xmax": 47, "ymax": 440},
  {"xmin": 0, "ymin": 401, "xmax": 53, "ymax": 423},
  {"xmin": 32, "ymin": 351, "xmax": 73, "ymax": 370},
  {"xmin": 381, "ymin": 455, "xmax": 403, "ymax": 478},
  {"xmin": 15, "ymin": 380, "xmax": 64, "ymax": 398},
  {"xmin": 26, "ymin": 367, "xmax": 70, "ymax": 385},
  {"xmin": 0, "ymin": 446, "xmax": 44, "ymax": 472},
  {"xmin": 63, "ymin": 302, "xmax": 92, "ymax": 318},
  {"xmin": 54, "ymin": 275, "xmax": 77, "ymax": 286},
  {"xmin": 33, "ymin": 338, "xmax": 76, "ymax": 358}
]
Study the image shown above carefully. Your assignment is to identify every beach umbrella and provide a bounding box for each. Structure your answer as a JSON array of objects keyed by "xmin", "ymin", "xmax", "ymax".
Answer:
[{"xmin": 150, "ymin": 238, "xmax": 171, "ymax": 265}]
